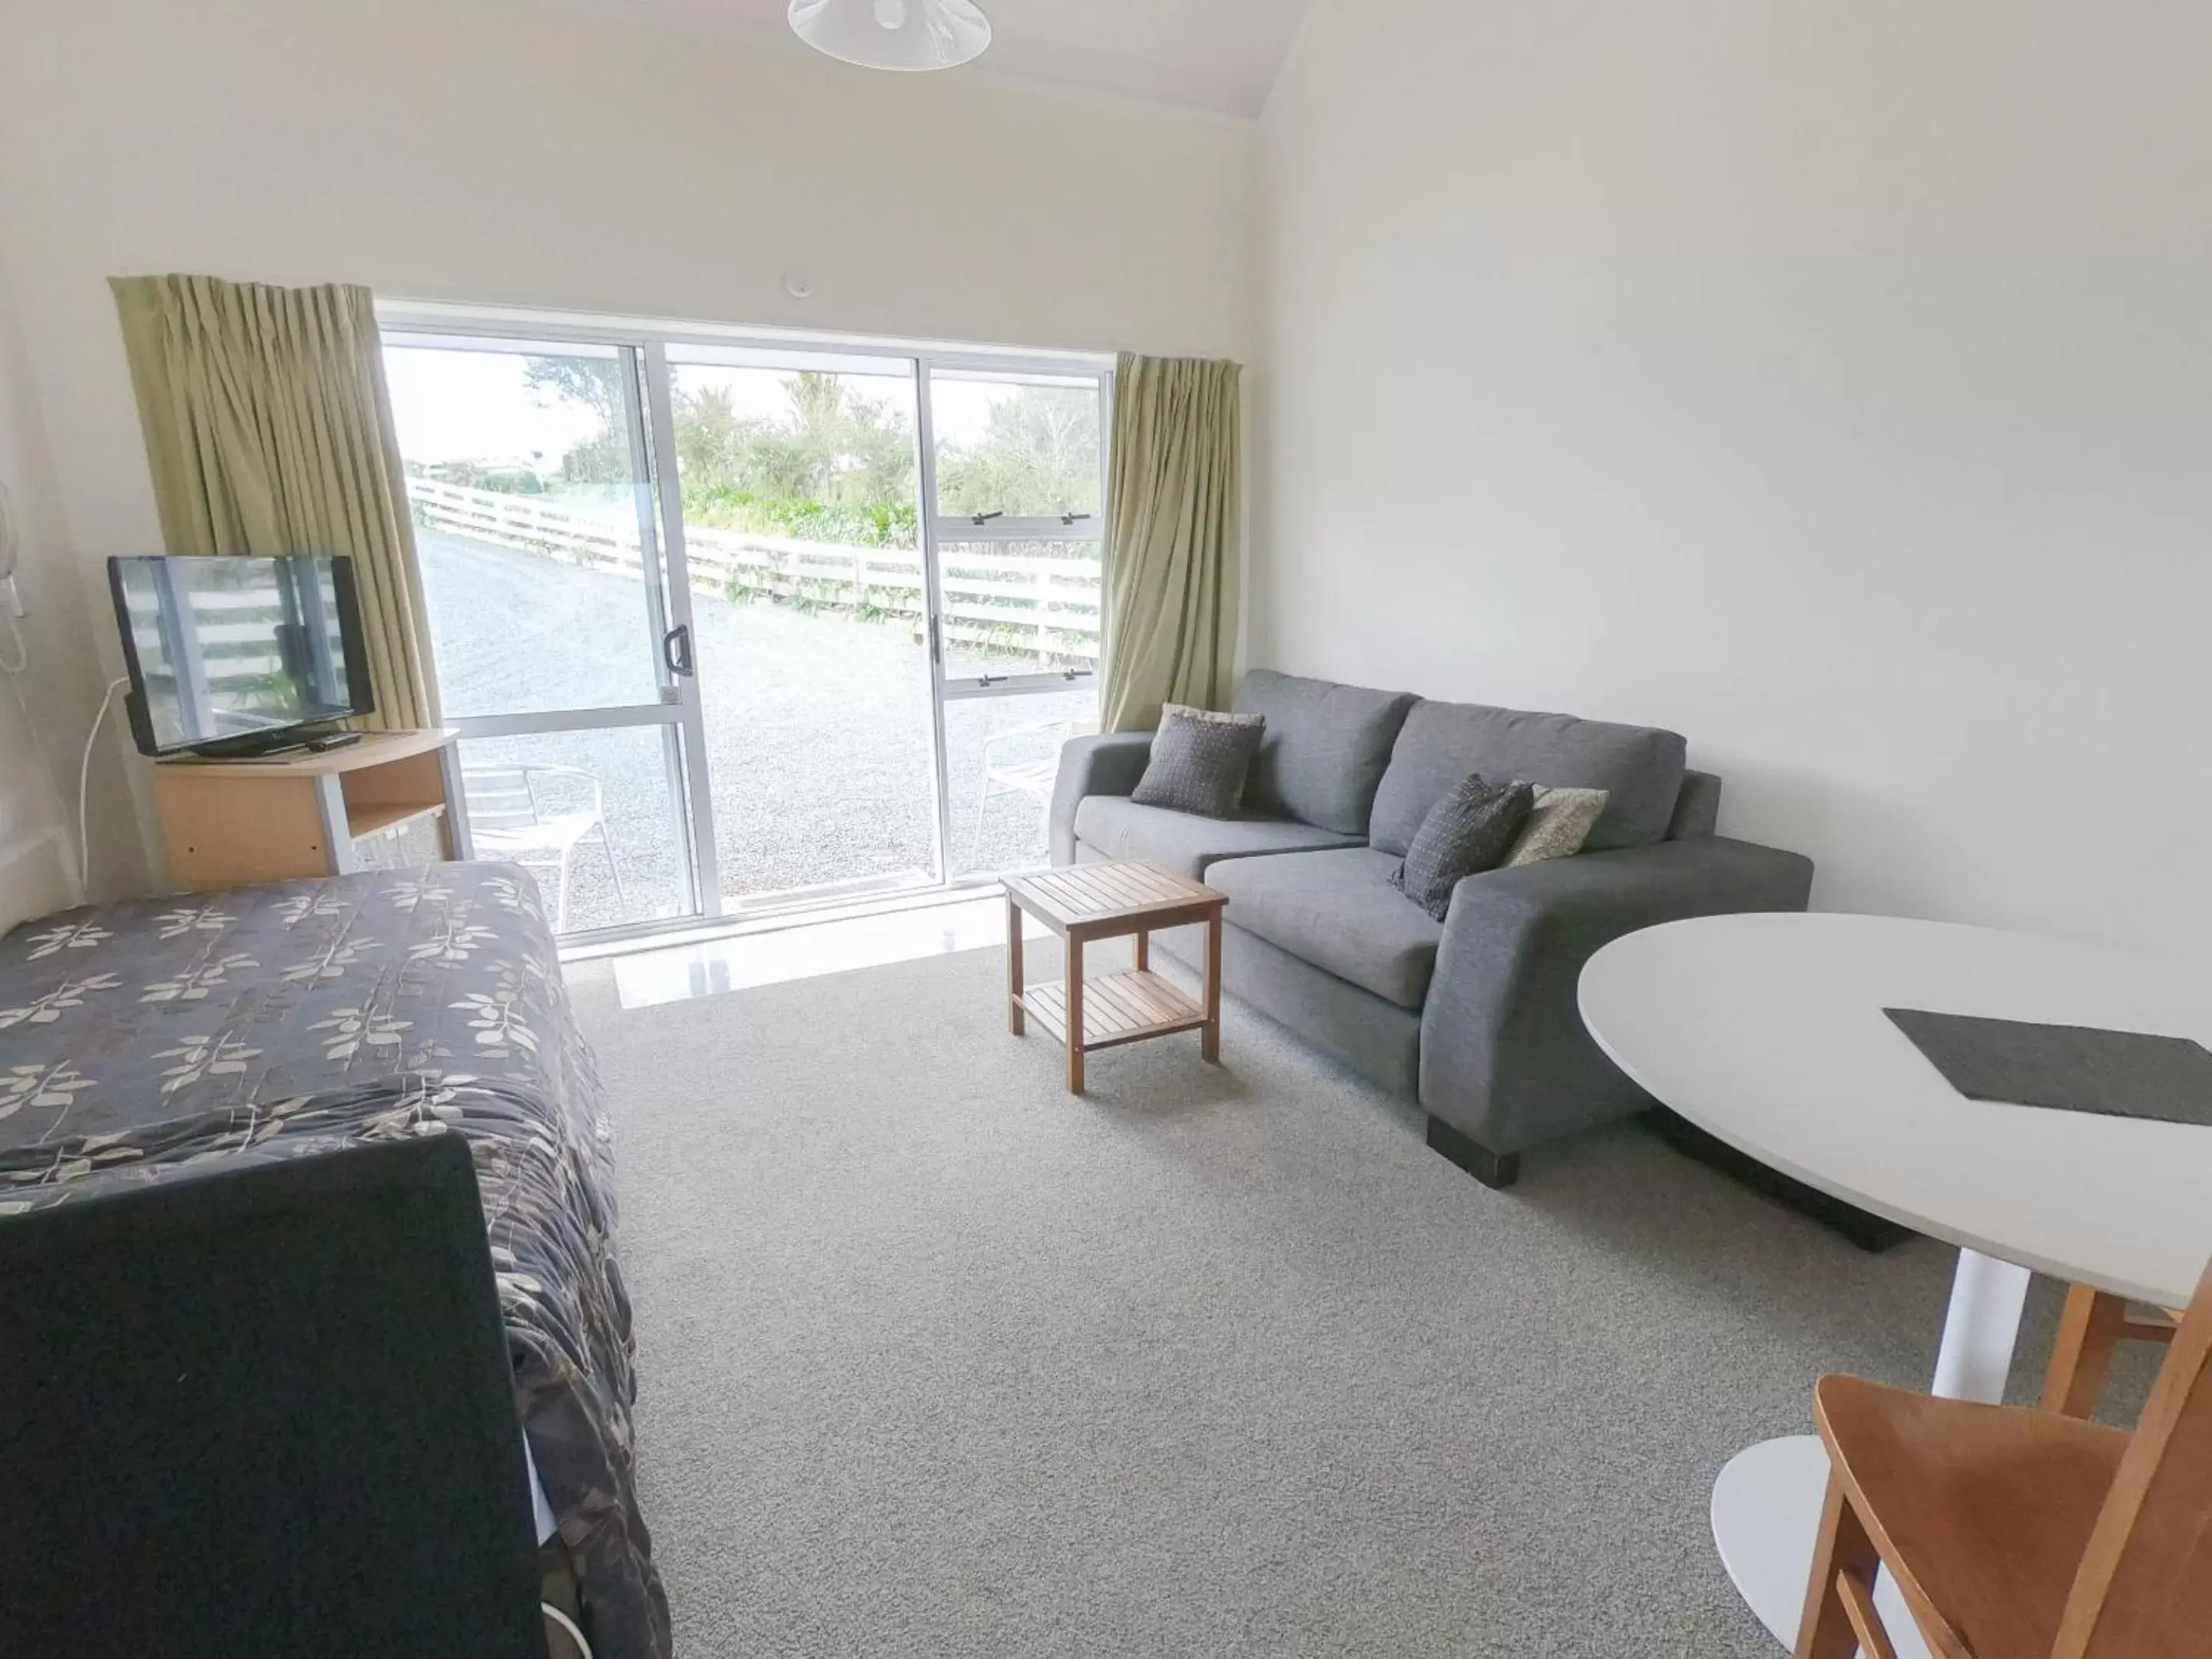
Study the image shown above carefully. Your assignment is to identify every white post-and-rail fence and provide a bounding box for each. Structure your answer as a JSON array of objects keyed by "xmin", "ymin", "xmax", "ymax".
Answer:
[{"xmin": 405, "ymin": 476, "xmax": 1101, "ymax": 667}]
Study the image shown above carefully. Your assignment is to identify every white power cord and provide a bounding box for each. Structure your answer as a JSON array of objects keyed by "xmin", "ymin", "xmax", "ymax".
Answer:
[
  {"xmin": 541, "ymin": 1601, "xmax": 594, "ymax": 1659},
  {"xmin": 77, "ymin": 677, "xmax": 128, "ymax": 900}
]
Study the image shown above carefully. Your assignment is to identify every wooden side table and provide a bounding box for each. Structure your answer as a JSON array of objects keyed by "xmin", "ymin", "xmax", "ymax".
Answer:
[
  {"xmin": 1002, "ymin": 860, "xmax": 1227, "ymax": 1093},
  {"xmin": 149, "ymin": 728, "xmax": 472, "ymax": 892}
]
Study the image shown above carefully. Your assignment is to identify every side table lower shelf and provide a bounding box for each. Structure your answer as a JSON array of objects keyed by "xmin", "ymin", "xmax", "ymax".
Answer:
[{"xmin": 1018, "ymin": 970, "xmax": 1209, "ymax": 1051}]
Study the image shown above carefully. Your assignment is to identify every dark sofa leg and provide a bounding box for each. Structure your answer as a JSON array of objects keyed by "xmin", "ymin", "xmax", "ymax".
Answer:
[{"xmin": 1426, "ymin": 1115, "xmax": 1521, "ymax": 1190}]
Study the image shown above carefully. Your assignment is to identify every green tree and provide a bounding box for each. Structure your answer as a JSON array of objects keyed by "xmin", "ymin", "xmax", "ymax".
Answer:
[
  {"xmin": 662, "ymin": 373, "xmax": 919, "ymax": 548},
  {"xmin": 672, "ymin": 382, "xmax": 789, "ymax": 489},
  {"xmin": 523, "ymin": 356, "xmax": 629, "ymax": 485},
  {"xmin": 671, "ymin": 371, "xmax": 916, "ymax": 514},
  {"xmin": 509, "ymin": 363, "xmax": 1099, "ymax": 552},
  {"xmin": 937, "ymin": 386, "xmax": 1100, "ymax": 518},
  {"xmin": 784, "ymin": 371, "xmax": 915, "ymax": 506}
]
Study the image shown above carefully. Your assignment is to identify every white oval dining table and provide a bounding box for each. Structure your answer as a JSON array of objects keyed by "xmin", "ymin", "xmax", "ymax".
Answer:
[{"xmin": 1578, "ymin": 911, "xmax": 2212, "ymax": 1655}]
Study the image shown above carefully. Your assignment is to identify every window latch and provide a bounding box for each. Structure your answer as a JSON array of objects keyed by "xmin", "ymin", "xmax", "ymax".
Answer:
[
  {"xmin": 978, "ymin": 674, "xmax": 1004, "ymax": 687},
  {"xmin": 972, "ymin": 510, "xmax": 1004, "ymax": 527},
  {"xmin": 1060, "ymin": 512, "xmax": 1092, "ymax": 526}
]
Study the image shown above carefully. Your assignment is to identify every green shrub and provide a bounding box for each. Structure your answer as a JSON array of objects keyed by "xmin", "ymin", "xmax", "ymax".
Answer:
[
  {"xmin": 419, "ymin": 459, "xmax": 545, "ymax": 494},
  {"xmin": 682, "ymin": 483, "xmax": 917, "ymax": 549}
]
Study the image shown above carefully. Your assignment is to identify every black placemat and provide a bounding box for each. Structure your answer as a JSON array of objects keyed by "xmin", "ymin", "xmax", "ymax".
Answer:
[{"xmin": 1884, "ymin": 1008, "xmax": 2212, "ymax": 1127}]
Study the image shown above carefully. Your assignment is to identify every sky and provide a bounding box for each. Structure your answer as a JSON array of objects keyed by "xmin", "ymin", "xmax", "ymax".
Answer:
[
  {"xmin": 381, "ymin": 345, "xmax": 1084, "ymax": 473},
  {"xmin": 383, "ymin": 346, "xmax": 604, "ymax": 468}
]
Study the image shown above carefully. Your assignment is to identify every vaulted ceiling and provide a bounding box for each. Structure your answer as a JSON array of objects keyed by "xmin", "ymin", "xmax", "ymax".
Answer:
[{"xmin": 545, "ymin": 0, "xmax": 1313, "ymax": 118}]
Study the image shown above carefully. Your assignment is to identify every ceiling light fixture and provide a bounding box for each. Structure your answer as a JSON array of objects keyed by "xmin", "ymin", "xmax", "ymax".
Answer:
[{"xmin": 788, "ymin": 0, "xmax": 992, "ymax": 72}]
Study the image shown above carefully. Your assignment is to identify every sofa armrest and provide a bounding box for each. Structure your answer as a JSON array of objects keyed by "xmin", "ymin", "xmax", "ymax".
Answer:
[
  {"xmin": 1419, "ymin": 836, "xmax": 1813, "ymax": 1154},
  {"xmin": 1048, "ymin": 731, "xmax": 1155, "ymax": 866}
]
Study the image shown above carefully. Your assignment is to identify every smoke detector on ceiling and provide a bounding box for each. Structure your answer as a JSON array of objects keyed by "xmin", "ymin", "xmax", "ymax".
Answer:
[{"xmin": 787, "ymin": 0, "xmax": 992, "ymax": 72}]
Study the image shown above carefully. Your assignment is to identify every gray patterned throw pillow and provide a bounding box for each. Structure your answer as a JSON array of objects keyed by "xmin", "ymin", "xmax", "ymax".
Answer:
[
  {"xmin": 1389, "ymin": 773, "xmax": 1538, "ymax": 921},
  {"xmin": 1131, "ymin": 704, "xmax": 1266, "ymax": 819}
]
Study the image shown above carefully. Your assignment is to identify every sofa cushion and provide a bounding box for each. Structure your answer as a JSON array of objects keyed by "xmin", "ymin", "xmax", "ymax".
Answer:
[
  {"xmin": 1667, "ymin": 770, "xmax": 1723, "ymax": 839},
  {"xmin": 1369, "ymin": 700, "xmax": 1687, "ymax": 857},
  {"xmin": 1131, "ymin": 704, "xmax": 1265, "ymax": 818},
  {"xmin": 1207, "ymin": 848, "xmax": 1445, "ymax": 1010},
  {"xmin": 1233, "ymin": 670, "xmax": 1418, "ymax": 836},
  {"xmin": 1071, "ymin": 796, "xmax": 1361, "ymax": 879}
]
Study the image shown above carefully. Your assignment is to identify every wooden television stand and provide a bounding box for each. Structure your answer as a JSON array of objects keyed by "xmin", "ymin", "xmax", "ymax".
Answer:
[{"xmin": 151, "ymin": 728, "xmax": 475, "ymax": 892}]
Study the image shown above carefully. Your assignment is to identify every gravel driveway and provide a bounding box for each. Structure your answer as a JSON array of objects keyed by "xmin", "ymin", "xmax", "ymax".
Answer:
[{"xmin": 419, "ymin": 531, "xmax": 1096, "ymax": 933}]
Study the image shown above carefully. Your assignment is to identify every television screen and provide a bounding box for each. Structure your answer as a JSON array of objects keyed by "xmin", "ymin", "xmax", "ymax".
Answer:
[{"xmin": 109, "ymin": 555, "xmax": 374, "ymax": 756}]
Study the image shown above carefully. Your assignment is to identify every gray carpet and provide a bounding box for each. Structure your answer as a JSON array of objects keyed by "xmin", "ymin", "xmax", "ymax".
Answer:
[{"xmin": 568, "ymin": 943, "xmax": 2142, "ymax": 1657}]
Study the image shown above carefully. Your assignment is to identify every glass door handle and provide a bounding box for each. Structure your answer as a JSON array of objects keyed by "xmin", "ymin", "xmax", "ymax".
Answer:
[{"xmin": 663, "ymin": 624, "xmax": 694, "ymax": 678}]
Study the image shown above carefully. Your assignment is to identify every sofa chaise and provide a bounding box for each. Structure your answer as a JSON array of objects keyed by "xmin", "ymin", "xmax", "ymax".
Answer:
[{"xmin": 1048, "ymin": 670, "xmax": 1814, "ymax": 1187}]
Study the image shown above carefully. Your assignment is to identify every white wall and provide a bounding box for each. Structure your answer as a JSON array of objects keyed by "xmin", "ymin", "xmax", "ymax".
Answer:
[
  {"xmin": 1259, "ymin": 0, "xmax": 2212, "ymax": 957},
  {"xmin": 0, "ymin": 0, "xmax": 1256, "ymax": 896},
  {"xmin": 0, "ymin": 243, "xmax": 121, "ymax": 924}
]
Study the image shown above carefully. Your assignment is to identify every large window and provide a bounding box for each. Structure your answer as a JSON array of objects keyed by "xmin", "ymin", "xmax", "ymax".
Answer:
[
  {"xmin": 922, "ymin": 366, "xmax": 1104, "ymax": 879},
  {"xmin": 382, "ymin": 314, "xmax": 1108, "ymax": 939}
]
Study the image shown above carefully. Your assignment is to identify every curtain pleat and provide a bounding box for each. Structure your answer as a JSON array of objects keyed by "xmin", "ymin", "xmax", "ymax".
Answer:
[
  {"xmin": 110, "ymin": 273, "xmax": 439, "ymax": 731},
  {"xmin": 1098, "ymin": 351, "xmax": 1241, "ymax": 733}
]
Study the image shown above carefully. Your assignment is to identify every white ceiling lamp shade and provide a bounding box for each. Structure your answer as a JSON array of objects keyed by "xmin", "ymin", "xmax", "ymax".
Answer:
[{"xmin": 787, "ymin": 0, "xmax": 992, "ymax": 72}]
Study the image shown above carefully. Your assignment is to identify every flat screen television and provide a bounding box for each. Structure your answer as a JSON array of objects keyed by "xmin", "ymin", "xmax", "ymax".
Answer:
[{"xmin": 108, "ymin": 554, "xmax": 374, "ymax": 757}]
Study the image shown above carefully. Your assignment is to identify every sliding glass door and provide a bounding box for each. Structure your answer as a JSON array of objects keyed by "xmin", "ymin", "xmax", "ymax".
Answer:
[
  {"xmin": 922, "ymin": 366, "xmax": 1104, "ymax": 881},
  {"xmin": 383, "ymin": 316, "xmax": 1108, "ymax": 942},
  {"xmin": 382, "ymin": 336, "xmax": 707, "ymax": 934},
  {"xmin": 658, "ymin": 346, "xmax": 941, "ymax": 910}
]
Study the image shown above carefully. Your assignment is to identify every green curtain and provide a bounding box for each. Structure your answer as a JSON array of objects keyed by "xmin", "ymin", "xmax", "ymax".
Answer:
[
  {"xmin": 1098, "ymin": 352, "xmax": 1242, "ymax": 733},
  {"xmin": 110, "ymin": 273, "xmax": 438, "ymax": 730}
]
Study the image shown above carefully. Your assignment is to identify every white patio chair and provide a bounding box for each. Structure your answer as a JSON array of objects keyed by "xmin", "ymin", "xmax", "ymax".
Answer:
[
  {"xmin": 461, "ymin": 762, "xmax": 627, "ymax": 932},
  {"xmin": 970, "ymin": 718, "xmax": 1085, "ymax": 866}
]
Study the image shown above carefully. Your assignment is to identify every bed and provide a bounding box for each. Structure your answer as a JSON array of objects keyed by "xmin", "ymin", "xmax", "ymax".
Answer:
[{"xmin": 0, "ymin": 863, "xmax": 670, "ymax": 1659}]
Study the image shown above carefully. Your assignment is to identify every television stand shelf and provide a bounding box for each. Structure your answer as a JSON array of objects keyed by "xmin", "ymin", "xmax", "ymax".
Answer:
[{"xmin": 150, "ymin": 728, "xmax": 475, "ymax": 892}]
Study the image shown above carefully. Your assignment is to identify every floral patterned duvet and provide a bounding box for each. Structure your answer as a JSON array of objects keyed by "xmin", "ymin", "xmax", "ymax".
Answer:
[{"xmin": 0, "ymin": 863, "xmax": 671, "ymax": 1659}]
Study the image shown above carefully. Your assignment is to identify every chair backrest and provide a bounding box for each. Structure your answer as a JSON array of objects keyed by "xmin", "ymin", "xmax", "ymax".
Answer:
[
  {"xmin": 2055, "ymin": 1257, "xmax": 2212, "ymax": 1657},
  {"xmin": 465, "ymin": 763, "xmax": 547, "ymax": 832}
]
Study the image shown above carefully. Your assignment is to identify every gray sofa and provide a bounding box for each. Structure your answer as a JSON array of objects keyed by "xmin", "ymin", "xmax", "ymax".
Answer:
[{"xmin": 1048, "ymin": 670, "xmax": 1813, "ymax": 1188}]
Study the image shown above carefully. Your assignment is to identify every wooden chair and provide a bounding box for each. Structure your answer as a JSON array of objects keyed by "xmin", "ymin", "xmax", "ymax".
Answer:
[
  {"xmin": 1797, "ymin": 1257, "xmax": 2212, "ymax": 1659},
  {"xmin": 2041, "ymin": 1283, "xmax": 2179, "ymax": 1420}
]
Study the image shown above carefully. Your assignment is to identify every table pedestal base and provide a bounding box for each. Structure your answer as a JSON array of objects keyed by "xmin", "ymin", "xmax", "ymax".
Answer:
[
  {"xmin": 1713, "ymin": 1435, "xmax": 1929, "ymax": 1658},
  {"xmin": 1714, "ymin": 1247, "xmax": 2032, "ymax": 1654}
]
